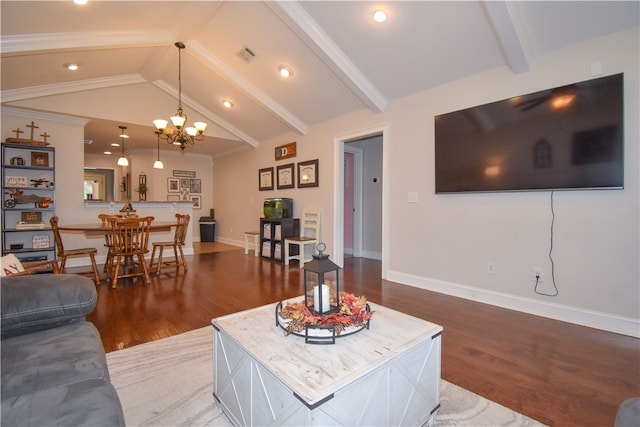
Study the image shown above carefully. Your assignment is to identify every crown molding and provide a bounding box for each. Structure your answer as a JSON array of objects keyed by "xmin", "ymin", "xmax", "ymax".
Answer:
[
  {"xmin": 2, "ymin": 106, "xmax": 88, "ymax": 127},
  {"xmin": 0, "ymin": 31, "xmax": 172, "ymax": 54},
  {"xmin": 1, "ymin": 74, "xmax": 147, "ymax": 103}
]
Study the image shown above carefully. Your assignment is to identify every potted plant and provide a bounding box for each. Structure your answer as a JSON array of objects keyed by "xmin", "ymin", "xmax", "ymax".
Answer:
[{"xmin": 135, "ymin": 183, "xmax": 147, "ymax": 201}]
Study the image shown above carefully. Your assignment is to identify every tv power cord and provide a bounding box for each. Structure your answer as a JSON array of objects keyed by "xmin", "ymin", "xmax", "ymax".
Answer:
[{"xmin": 535, "ymin": 191, "xmax": 559, "ymax": 297}]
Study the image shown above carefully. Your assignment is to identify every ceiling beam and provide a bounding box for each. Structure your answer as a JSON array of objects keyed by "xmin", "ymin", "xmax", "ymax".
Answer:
[
  {"xmin": 266, "ymin": 1, "xmax": 387, "ymax": 113},
  {"xmin": 187, "ymin": 41, "xmax": 308, "ymax": 136},
  {"xmin": 482, "ymin": 1, "xmax": 535, "ymax": 74}
]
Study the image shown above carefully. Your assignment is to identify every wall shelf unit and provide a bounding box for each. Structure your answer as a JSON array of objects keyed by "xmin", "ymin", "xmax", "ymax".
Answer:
[{"xmin": 2, "ymin": 143, "xmax": 56, "ymax": 264}]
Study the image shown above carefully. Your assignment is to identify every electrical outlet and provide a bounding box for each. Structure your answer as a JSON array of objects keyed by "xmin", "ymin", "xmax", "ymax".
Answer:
[
  {"xmin": 407, "ymin": 192, "xmax": 418, "ymax": 203},
  {"xmin": 487, "ymin": 262, "xmax": 496, "ymax": 275},
  {"xmin": 533, "ymin": 267, "xmax": 544, "ymax": 282}
]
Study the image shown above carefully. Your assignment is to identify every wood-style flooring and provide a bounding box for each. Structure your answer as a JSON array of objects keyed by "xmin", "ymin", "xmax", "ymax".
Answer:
[{"xmin": 85, "ymin": 244, "xmax": 639, "ymax": 426}]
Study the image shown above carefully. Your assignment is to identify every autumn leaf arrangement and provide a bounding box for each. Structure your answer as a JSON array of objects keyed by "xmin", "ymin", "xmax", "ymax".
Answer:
[{"xmin": 278, "ymin": 292, "xmax": 372, "ymax": 336}]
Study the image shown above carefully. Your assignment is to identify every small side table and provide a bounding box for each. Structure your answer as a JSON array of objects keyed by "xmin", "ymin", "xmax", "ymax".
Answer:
[{"xmin": 244, "ymin": 231, "xmax": 260, "ymax": 256}]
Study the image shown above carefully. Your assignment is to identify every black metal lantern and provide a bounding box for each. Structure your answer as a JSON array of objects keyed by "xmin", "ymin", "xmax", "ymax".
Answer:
[{"xmin": 304, "ymin": 243, "xmax": 340, "ymax": 315}]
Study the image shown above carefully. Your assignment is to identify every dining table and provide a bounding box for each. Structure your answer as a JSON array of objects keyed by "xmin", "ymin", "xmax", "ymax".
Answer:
[{"xmin": 57, "ymin": 220, "xmax": 176, "ymax": 235}]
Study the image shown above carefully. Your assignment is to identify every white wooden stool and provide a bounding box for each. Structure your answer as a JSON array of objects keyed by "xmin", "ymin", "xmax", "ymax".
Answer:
[{"xmin": 244, "ymin": 231, "xmax": 260, "ymax": 257}]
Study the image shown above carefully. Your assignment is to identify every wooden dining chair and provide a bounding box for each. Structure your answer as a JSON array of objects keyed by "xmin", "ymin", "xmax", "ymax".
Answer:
[
  {"xmin": 149, "ymin": 214, "xmax": 190, "ymax": 274},
  {"xmin": 107, "ymin": 216, "xmax": 154, "ymax": 288},
  {"xmin": 50, "ymin": 216, "xmax": 101, "ymax": 284},
  {"xmin": 98, "ymin": 213, "xmax": 118, "ymax": 273}
]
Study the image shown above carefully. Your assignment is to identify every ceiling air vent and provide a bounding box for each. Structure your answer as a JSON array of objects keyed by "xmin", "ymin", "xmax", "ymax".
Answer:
[{"xmin": 237, "ymin": 46, "xmax": 256, "ymax": 63}]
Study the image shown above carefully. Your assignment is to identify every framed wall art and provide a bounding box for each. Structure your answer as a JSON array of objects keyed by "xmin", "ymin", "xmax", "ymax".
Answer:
[
  {"xmin": 180, "ymin": 178, "xmax": 190, "ymax": 189},
  {"xmin": 167, "ymin": 178, "xmax": 180, "ymax": 193},
  {"xmin": 167, "ymin": 195, "xmax": 180, "ymax": 201},
  {"xmin": 297, "ymin": 159, "xmax": 319, "ymax": 188},
  {"xmin": 276, "ymin": 163, "xmax": 295, "ymax": 190},
  {"xmin": 31, "ymin": 152, "xmax": 49, "ymax": 167},
  {"xmin": 190, "ymin": 178, "xmax": 201, "ymax": 194},
  {"xmin": 191, "ymin": 195, "xmax": 201, "ymax": 209},
  {"xmin": 259, "ymin": 167, "xmax": 274, "ymax": 191}
]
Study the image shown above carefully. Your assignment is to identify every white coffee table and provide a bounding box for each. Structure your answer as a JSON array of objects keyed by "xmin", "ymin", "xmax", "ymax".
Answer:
[{"xmin": 212, "ymin": 299, "xmax": 442, "ymax": 426}]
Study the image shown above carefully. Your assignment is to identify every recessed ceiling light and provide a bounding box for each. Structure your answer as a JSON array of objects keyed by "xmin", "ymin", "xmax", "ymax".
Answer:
[
  {"xmin": 278, "ymin": 65, "xmax": 293, "ymax": 78},
  {"xmin": 373, "ymin": 9, "xmax": 387, "ymax": 23},
  {"xmin": 111, "ymin": 143, "xmax": 120, "ymax": 147},
  {"xmin": 74, "ymin": 0, "xmax": 88, "ymax": 5},
  {"xmin": 103, "ymin": 151, "xmax": 112, "ymax": 155},
  {"xmin": 63, "ymin": 63, "xmax": 79, "ymax": 71},
  {"xmin": 222, "ymin": 99, "xmax": 234, "ymax": 108}
]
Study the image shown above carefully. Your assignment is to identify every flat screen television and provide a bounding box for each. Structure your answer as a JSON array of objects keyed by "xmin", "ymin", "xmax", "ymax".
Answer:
[{"xmin": 434, "ymin": 73, "xmax": 624, "ymax": 193}]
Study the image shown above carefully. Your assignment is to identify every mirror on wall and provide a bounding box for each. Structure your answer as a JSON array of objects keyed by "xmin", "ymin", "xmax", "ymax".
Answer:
[{"xmin": 84, "ymin": 168, "xmax": 115, "ymax": 201}]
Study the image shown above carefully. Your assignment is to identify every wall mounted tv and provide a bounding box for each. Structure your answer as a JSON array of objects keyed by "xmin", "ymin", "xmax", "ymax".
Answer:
[{"xmin": 434, "ymin": 73, "xmax": 623, "ymax": 193}]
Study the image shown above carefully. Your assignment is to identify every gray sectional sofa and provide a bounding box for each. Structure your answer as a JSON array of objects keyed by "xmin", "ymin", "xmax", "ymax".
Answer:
[{"xmin": 1, "ymin": 274, "xmax": 125, "ymax": 426}]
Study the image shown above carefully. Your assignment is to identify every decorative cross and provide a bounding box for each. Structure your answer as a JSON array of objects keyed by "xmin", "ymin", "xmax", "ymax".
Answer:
[
  {"xmin": 40, "ymin": 132, "xmax": 51, "ymax": 143},
  {"xmin": 26, "ymin": 121, "xmax": 39, "ymax": 140},
  {"xmin": 12, "ymin": 128, "xmax": 24, "ymax": 139}
]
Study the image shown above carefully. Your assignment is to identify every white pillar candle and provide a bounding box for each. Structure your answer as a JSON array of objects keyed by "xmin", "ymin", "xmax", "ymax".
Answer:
[{"xmin": 313, "ymin": 284, "xmax": 330, "ymax": 313}]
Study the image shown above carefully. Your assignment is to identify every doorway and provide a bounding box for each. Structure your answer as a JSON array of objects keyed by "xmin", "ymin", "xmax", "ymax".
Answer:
[{"xmin": 333, "ymin": 125, "xmax": 388, "ymax": 277}]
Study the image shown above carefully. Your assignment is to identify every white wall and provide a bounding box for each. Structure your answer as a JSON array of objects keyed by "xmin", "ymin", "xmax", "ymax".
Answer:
[{"xmin": 213, "ymin": 28, "xmax": 639, "ymax": 336}]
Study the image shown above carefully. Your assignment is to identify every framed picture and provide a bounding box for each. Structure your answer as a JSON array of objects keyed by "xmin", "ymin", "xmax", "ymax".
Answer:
[
  {"xmin": 172, "ymin": 170, "xmax": 196, "ymax": 178},
  {"xmin": 276, "ymin": 163, "xmax": 295, "ymax": 189},
  {"xmin": 180, "ymin": 178, "xmax": 190, "ymax": 189},
  {"xmin": 31, "ymin": 152, "xmax": 49, "ymax": 167},
  {"xmin": 191, "ymin": 195, "xmax": 201, "ymax": 209},
  {"xmin": 258, "ymin": 167, "xmax": 274, "ymax": 191},
  {"xmin": 21, "ymin": 211, "xmax": 42, "ymax": 223},
  {"xmin": 167, "ymin": 194, "xmax": 180, "ymax": 201},
  {"xmin": 190, "ymin": 178, "xmax": 201, "ymax": 194},
  {"xmin": 297, "ymin": 159, "xmax": 319, "ymax": 188},
  {"xmin": 167, "ymin": 178, "xmax": 179, "ymax": 193},
  {"xmin": 180, "ymin": 188, "xmax": 190, "ymax": 201}
]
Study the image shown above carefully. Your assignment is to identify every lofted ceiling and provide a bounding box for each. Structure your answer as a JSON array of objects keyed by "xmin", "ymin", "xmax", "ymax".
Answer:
[{"xmin": 1, "ymin": 1, "xmax": 638, "ymax": 160}]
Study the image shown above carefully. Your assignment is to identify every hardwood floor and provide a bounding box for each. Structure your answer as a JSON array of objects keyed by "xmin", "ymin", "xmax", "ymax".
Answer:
[{"xmin": 86, "ymin": 248, "xmax": 639, "ymax": 426}]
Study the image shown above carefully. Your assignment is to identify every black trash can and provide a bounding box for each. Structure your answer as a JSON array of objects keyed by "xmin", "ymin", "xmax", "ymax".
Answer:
[{"xmin": 199, "ymin": 216, "xmax": 216, "ymax": 242}]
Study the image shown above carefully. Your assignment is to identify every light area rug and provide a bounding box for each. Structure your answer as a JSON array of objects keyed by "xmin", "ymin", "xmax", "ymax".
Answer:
[{"xmin": 106, "ymin": 326, "xmax": 546, "ymax": 427}]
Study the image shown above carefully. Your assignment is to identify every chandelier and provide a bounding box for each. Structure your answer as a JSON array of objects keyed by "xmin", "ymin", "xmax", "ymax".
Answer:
[{"xmin": 153, "ymin": 42, "xmax": 207, "ymax": 151}]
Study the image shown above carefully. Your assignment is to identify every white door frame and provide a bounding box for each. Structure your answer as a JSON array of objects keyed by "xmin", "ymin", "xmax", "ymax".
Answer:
[
  {"xmin": 344, "ymin": 145, "xmax": 363, "ymax": 257},
  {"xmin": 333, "ymin": 124, "xmax": 389, "ymax": 278}
]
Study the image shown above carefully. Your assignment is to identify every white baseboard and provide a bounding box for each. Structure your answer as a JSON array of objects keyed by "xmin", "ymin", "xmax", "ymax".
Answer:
[
  {"xmin": 362, "ymin": 250, "xmax": 382, "ymax": 261},
  {"xmin": 386, "ymin": 270, "xmax": 640, "ymax": 338},
  {"xmin": 215, "ymin": 237, "xmax": 244, "ymax": 248}
]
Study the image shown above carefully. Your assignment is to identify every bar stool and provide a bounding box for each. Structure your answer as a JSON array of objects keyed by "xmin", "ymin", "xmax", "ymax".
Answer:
[{"xmin": 244, "ymin": 231, "xmax": 260, "ymax": 257}]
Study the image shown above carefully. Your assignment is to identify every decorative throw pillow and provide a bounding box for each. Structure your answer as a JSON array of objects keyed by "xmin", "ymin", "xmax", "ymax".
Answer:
[{"xmin": 1, "ymin": 254, "xmax": 25, "ymax": 276}]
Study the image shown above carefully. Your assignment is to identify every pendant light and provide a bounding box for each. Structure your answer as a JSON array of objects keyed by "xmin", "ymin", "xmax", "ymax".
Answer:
[
  {"xmin": 153, "ymin": 131, "xmax": 164, "ymax": 169},
  {"xmin": 117, "ymin": 126, "xmax": 129, "ymax": 166}
]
